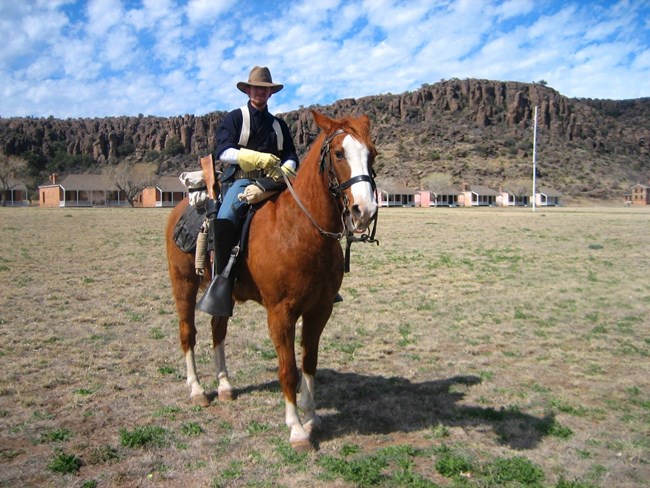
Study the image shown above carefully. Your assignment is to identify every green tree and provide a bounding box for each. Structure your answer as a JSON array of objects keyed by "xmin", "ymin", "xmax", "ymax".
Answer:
[
  {"xmin": 24, "ymin": 150, "xmax": 48, "ymax": 178},
  {"xmin": 162, "ymin": 136, "xmax": 185, "ymax": 157},
  {"xmin": 47, "ymin": 142, "xmax": 95, "ymax": 173}
]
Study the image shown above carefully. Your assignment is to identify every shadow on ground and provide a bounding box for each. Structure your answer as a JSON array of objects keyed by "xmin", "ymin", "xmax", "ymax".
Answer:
[{"xmin": 239, "ymin": 369, "xmax": 554, "ymax": 450}]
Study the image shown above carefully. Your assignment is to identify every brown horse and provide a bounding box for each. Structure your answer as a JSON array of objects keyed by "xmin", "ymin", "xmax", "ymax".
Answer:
[{"xmin": 165, "ymin": 110, "xmax": 378, "ymax": 450}]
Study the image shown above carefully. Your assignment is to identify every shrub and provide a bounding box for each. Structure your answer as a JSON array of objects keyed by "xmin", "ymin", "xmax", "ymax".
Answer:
[
  {"xmin": 118, "ymin": 142, "xmax": 136, "ymax": 157},
  {"xmin": 48, "ymin": 450, "xmax": 83, "ymax": 474},
  {"xmin": 435, "ymin": 449, "xmax": 473, "ymax": 477},
  {"xmin": 40, "ymin": 428, "xmax": 73, "ymax": 443},
  {"xmin": 487, "ymin": 456, "xmax": 544, "ymax": 486},
  {"xmin": 162, "ymin": 137, "xmax": 185, "ymax": 157},
  {"xmin": 119, "ymin": 425, "xmax": 170, "ymax": 448}
]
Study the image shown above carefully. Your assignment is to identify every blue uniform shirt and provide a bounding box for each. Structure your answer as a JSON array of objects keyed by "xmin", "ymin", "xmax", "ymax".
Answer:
[
  {"xmin": 215, "ymin": 101, "xmax": 298, "ymax": 164},
  {"xmin": 215, "ymin": 102, "xmax": 299, "ymax": 226}
]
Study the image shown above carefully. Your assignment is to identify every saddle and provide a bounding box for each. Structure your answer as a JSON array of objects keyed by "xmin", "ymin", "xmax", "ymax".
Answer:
[{"xmin": 173, "ymin": 154, "xmax": 256, "ymax": 263}]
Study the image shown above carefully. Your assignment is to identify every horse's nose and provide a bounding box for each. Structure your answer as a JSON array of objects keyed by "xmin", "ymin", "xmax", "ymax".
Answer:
[
  {"xmin": 351, "ymin": 202, "xmax": 377, "ymax": 230},
  {"xmin": 351, "ymin": 204, "xmax": 362, "ymax": 220}
]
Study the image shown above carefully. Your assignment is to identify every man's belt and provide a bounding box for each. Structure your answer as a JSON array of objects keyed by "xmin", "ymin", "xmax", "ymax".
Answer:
[{"xmin": 233, "ymin": 169, "xmax": 265, "ymax": 180}]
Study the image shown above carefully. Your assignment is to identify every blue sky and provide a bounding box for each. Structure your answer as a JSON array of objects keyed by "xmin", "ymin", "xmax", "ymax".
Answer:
[{"xmin": 1, "ymin": 0, "xmax": 649, "ymax": 118}]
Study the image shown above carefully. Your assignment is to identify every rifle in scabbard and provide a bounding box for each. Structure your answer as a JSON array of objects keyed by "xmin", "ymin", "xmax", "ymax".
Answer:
[{"xmin": 200, "ymin": 154, "xmax": 218, "ymax": 201}]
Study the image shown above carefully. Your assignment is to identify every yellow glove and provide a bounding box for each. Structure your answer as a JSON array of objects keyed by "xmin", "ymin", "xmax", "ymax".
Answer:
[
  {"xmin": 267, "ymin": 162, "xmax": 297, "ymax": 181},
  {"xmin": 237, "ymin": 185, "xmax": 276, "ymax": 204},
  {"xmin": 237, "ymin": 148, "xmax": 280, "ymax": 172}
]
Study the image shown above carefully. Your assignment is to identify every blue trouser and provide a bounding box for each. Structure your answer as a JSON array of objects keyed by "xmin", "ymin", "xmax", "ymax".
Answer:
[{"xmin": 217, "ymin": 178, "xmax": 252, "ymax": 228}]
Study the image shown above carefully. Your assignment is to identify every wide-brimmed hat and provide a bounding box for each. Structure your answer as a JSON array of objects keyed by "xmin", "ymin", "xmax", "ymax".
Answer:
[{"xmin": 237, "ymin": 66, "xmax": 284, "ymax": 94}]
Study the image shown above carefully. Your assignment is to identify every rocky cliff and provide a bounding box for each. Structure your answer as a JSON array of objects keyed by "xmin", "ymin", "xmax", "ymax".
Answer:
[{"xmin": 2, "ymin": 79, "xmax": 649, "ymax": 200}]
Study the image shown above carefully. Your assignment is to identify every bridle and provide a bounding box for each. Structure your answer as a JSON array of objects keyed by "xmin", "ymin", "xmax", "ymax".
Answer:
[{"xmin": 282, "ymin": 128, "xmax": 379, "ymax": 272}]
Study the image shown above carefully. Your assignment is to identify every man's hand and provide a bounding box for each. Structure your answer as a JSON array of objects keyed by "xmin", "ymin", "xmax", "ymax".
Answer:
[
  {"xmin": 238, "ymin": 184, "xmax": 276, "ymax": 204},
  {"xmin": 238, "ymin": 148, "xmax": 280, "ymax": 172},
  {"xmin": 267, "ymin": 162, "xmax": 297, "ymax": 181}
]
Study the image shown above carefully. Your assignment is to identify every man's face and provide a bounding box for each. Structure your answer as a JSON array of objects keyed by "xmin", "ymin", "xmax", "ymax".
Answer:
[{"xmin": 247, "ymin": 86, "xmax": 272, "ymax": 109}]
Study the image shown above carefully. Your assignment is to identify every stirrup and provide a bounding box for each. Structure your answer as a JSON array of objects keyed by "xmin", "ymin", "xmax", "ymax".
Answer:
[{"xmin": 334, "ymin": 293, "xmax": 343, "ymax": 303}]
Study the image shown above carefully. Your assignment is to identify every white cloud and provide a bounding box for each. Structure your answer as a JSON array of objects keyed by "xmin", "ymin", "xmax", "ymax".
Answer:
[
  {"xmin": 494, "ymin": 0, "xmax": 534, "ymax": 21},
  {"xmin": 103, "ymin": 26, "xmax": 140, "ymax": 70},
  {"xmin": 1, "ymin": 0, "xmax": 648, "ymax": 118},
  {"xmin": 0, "ymin": 3, "xmax": 69, "ymax": 68},
  {"xmin": 51, "ymin": 37, "xmax": 101, "ymax": 81},
  {"xmin": 186, "ymin": 0, "xmax": 236, "ymax": 25},
  {"xmin": 150, "ymin": 9, "xmax": 188, "ymax": 67},
  {"xmin": 21, "ymin": 9, "xmax": 68, "ymax": 41},
  {"xmin": 24, "ymin": 56, "xmax": 59, "ymax": 80},
  {"xmin": 632, "ymin": 48, "xmax": 650, "ymax": 70},
  {"xmin": 85, "ymin": 0, "xmax": 123, "ymax": 38}
]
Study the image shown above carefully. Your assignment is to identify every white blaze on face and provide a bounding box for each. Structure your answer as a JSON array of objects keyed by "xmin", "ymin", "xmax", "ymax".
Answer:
[{"xmin": 342, "ymin": 135, "xmax": 377, "ymax": 214}]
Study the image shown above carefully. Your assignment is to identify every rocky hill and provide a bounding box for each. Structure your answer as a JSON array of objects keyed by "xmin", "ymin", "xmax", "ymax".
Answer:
[{"xmin": 2, "ymin": 79, "xmax": 649, "ymax": 200}]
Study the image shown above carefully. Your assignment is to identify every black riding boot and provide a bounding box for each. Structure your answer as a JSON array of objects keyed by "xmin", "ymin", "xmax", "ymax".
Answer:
[{"xmin": 196, "ymin": 219, "xmax": 239, "ymax": 317}]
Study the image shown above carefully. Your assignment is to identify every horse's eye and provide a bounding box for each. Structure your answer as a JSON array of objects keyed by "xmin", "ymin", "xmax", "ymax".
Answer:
[{"xmin": 334, "ymin": 150, "xmax": 345, "ymax": 160}]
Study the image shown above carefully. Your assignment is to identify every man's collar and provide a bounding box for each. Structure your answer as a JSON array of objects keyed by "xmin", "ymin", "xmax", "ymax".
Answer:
[{"xmin": 248, "ymin": 101, "xmax": 269, "ymax": 115}]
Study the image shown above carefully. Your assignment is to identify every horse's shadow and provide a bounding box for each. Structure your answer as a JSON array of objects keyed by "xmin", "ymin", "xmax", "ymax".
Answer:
[{"xmin": 238, "ymin": 369, "xmax": 554, "ymax": 450}]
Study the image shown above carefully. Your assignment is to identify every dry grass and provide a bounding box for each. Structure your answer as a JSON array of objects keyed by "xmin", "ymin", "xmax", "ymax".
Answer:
[{"xmin": 0, "ymin": 205, "xmax": 648, "ymax": 487}]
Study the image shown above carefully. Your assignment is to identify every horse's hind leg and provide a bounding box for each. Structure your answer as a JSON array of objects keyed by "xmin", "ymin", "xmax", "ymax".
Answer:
[
  {"xmin": 211, "ymin": 316, "xmax": 234, "ymax": 401},
  {"xmin": 166, "ymin": 201, "xmax": 213, "ymax": 407},
  {"xmin": 178, "ymin": 300, "xmax": 212, "ymax": 407},
  {"xmin": 168, "ymin": 256, "xmax": 211, "ymax": 407}
]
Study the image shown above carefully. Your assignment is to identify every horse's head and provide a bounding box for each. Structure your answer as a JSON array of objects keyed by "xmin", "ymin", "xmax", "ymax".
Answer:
[{"xmin": 312, "ymin": 110, "xmax": 378, "ymax": 235}]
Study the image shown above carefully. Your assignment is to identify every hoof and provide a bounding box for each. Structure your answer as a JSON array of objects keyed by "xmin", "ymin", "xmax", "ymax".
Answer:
[
  {"xmin": 218, "ymin": 388, "xmax": 234, "ymax": 401},
  {"xmin": 303, "ymin": 418, "xmax": 322, "ymax": 437},
  {"xmin": 290, "ymin": 438, "xmax": 314, "ymax": 453},
  {"xmin": 190, "ymin": 392, "xmax": 211, "ymax": 407}
]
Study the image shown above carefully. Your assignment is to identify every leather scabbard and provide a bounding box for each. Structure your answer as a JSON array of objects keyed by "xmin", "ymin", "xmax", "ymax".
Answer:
[{"xmin": 200, "ymin": 154, "xmax": 217, "ymax": 200}]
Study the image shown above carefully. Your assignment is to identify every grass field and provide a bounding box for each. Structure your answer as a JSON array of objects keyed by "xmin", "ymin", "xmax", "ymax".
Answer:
[{"xmin": 0, "ymin": 205, "xmax": 648, "ymax": 487}]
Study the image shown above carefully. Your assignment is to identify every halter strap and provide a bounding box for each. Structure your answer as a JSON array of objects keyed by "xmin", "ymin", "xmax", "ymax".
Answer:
[{"xmin": 339, "ymin": 174, "xmax": 376, "ymax": 192}]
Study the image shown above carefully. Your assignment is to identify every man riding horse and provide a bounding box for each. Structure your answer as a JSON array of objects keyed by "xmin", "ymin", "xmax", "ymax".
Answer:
[
  {"xmin": 167, "ymin": 87, "xmax": 378, "ymax": 449},
  {"xmin": 198, "ymin": 66, "xmax": 340, "ymax": 317}
]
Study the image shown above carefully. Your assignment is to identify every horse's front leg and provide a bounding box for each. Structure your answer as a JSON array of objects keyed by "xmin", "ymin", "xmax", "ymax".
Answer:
[
  {"xmin": 268, "ymin": 309, "xmax": 311, "ymax": 451},
  {"xmin": 298, "ymin": 373, "xmax": 320, "ymax": 436},
  {"xmin": 298, "ymin": 307, "xmax": 331, "ymax": 436},
  {"xmin": 212, "ymin": 316, "xmax": 233, "ymax": 401}
]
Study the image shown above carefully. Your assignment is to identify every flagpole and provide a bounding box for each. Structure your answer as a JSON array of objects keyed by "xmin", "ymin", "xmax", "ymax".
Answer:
[{"xmin": 532, "ymin": 105, "xmax": 538, "ymax": 212}]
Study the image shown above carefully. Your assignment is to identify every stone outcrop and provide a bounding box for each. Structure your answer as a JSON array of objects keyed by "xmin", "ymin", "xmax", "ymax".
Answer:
[{"xmin": 1, "ymin": 79, "xmax": 649, "ymax": 199}]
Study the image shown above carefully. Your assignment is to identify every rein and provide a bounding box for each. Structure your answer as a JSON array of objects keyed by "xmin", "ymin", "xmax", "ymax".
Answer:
[{"xmin": 281, "ymin": 129, "xmax": 379, "ymax": 272}]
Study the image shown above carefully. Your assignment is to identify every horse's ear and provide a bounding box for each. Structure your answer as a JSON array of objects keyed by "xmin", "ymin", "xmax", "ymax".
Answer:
[{"xmin": 311, "ymin": 110, "xmax": 334, "ymax": 132}]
